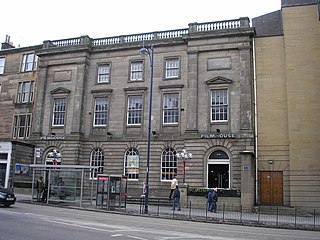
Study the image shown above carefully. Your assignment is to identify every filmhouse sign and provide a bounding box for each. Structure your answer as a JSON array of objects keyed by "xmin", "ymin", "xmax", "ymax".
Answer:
[{"xmin": 200, "ymin": 133, "xmax": 235, "ymax": 139}]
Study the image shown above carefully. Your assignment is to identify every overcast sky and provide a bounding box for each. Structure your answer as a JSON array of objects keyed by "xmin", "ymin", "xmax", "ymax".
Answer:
[{"xmin": 1, "ymin": 0, "xmax": 281, "ymax": 48}]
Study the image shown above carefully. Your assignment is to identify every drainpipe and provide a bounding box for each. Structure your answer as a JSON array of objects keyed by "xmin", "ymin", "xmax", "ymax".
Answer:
[{"xmin": 253, "ymin": 37, "xmax": 259, "ymax": 206}]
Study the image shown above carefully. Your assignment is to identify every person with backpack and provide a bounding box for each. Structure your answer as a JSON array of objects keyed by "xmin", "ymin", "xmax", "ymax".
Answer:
[{"xmin": 172, "ymin": 185, "xmax": 181, "ymax": 211}]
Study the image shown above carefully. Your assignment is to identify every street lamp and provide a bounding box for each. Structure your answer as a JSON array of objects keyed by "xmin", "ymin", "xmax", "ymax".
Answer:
[
  {"xmin": 176, "ymin": 149, "xmax": 192, "ymax": 184},
  {"xmin": 139, "ymin": 42, "xmax": 154, "ymax": 214}
]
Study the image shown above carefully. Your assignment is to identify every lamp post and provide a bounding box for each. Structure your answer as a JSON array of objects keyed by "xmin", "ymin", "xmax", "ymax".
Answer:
[
  {"xmin": 176, "ymin": 149, "xmax": 192, "ymax": 184},
  {"xmin": 139, "ymin": 42, "xmax": 154, "ymax": 214}
]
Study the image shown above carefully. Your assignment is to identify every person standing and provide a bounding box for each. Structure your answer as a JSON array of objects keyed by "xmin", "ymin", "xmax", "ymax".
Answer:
[
  {"xmin": 36, "ymin": 176, "xmax": 44, "ymax": 202},
  {"xmin": 57, "ymin": 177, "xmax": 65, "ymax": 200},
  {"xmin": 172, "ymin": 185, "xmax": 181, "ymax": 211},
  {"xmin": 169, "ymin": 174, "xmax": 178, "ymax": 200},
  {"xmin": 207, "ymin": 187, "xmax": 218, "ymax": 212}
]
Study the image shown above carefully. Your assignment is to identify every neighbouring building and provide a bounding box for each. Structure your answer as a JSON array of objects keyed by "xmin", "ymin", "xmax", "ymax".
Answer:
[
  {"xmin": 253, "ymin": 0, "xmax": 320, "ymax": 208},
  {"xmin": 0, "ymin": 35, "xmax": 41, "ymax": 189}
]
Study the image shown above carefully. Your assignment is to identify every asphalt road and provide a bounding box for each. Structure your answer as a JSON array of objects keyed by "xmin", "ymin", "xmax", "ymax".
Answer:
[{"xmin": 0, "ymin": 202, "xmax": 319, "ymax": 240}]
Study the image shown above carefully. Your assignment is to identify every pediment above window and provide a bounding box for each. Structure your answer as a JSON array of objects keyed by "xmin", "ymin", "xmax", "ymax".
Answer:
[
  {"xmin": 206, "ymin": 76, "xmax": 233, "ymax": 85},
  {"xmin": 50, "ymin": 87, "xmax": 71, "ymax": 94}
]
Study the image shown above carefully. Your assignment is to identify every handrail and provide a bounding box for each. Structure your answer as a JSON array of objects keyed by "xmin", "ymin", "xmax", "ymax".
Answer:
[{"xmin": 42, "ymin": 18, "xmax": 250, "ymax": 49}]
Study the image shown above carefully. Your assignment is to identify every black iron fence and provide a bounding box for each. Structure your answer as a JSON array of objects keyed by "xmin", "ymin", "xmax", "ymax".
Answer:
[{"xmin": 125, "ymin": 197, "xmax": 320, "ymax": 231}]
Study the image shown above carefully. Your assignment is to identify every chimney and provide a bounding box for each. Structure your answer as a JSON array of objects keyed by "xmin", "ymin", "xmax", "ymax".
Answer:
[{"xmin": 1, "ymin": 35, "xmax": 15, "ymax": 50}]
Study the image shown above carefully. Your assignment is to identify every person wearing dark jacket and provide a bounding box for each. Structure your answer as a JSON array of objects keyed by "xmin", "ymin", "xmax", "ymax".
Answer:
[
  {"xmin": 207, "ymin": 187, "xmax": 218, "ymax": 212},
  {"xmin": 172, "ymin": 185, "xmax": 181, "ymax": 211}
]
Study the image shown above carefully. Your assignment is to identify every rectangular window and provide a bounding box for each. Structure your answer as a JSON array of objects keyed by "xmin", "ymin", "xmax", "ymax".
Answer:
[
  {"xmin": 211, "ymin": 89, "xmax": 228, "ymax": 122},
  {"xmin": 163, "ymin": 93, "xmax": 179, "ymax": 124},
  {"xmin": 127, "ymin": 95, "xmax": 142, "ymax": 125},
  {"xmin": 94, "ymin": 97, "xmax": 108, "ymax": 126},
  {"xmin": 130, "ymin": 61, "xmax": 143, "ymax": 81},
  {"xmin": 16, "ymin": 81, "xmax": 35, "ymax": 103},
  {"xmin": 0, "ymin": 57, "xmax": 5, "ymax": 74},
  {"xmin": 97, "ymin": 64, "xmax": 110, "ymax": 83},
  {"xmin": 165, "ymin": 58, "xmax": 179, "ymax": 79},
  {"xmin": 21, "ymin": 53, "xmax": 38, "ymax": 72},
  {"xmin": 12, "ymin": 114, "xmax": 32, "ymax": 139},
  {"xmin": 52, "ymin": 98, "xmax": 66, "ymax": 126}
]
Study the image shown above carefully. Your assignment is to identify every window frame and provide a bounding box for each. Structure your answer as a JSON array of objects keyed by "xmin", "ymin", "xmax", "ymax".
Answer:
[
  {"xmin": 164, "ymin": 57, "xmax": 180, "ymax": 79},
  {"xmin": 161, "ymin": 147, "xmax": 177, "ymax": 181},
  {"xmin": 97, "ymin": 63, "xmax": 111, "ymax": 84},
  {"xmin": 12, "ymin": 114, "xmax": 32, "ymax": 139},
  {"xmin": 130, "ymin": 60, "xmax": 144, "ymax": 82},
  {"xmin": 16, "ymin": 80, "xmax": 35, "ymax": 103},
  {"xmin": 21, "ymin": 53, "xmax": 38, "ymax": 72},
  {"xmin": 210, "ymin": 89, "xmax": 229, "ymax": 123},
  {"xmin": 52, "ymin": 98, "xmax": 67, "ymax": 127},
  {"xmin": 90, "ymin": 148, "xmax": 104, "ymax": 180},
  {"xmin": 124, "ymin": 148, "xmax": 140, "ymax": 180},
  {"xmin": 0, "ymin": 57, "xmax": 5, "ymax": 74},
  {"xmin": 93, "ymin": 97, "xmax": 108, "ymax": 127},
  {"xmin": 162, "ymin": 92, "xmax": 180, "ymax": 125},
  {"xmin": 127, "ymin": 95, "xmax": 143, "ymax": 126}
]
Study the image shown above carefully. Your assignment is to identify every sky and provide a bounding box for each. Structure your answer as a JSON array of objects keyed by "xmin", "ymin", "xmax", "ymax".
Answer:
[{"xmin": 1, "ymin": 0, "xmax": 281, "ymax": 48}]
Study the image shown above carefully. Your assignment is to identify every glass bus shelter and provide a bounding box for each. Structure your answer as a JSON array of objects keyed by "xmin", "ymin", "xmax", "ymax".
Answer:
[{"xmin": 29, "ymin": 164, "xmax": 98, "ymax": 207}]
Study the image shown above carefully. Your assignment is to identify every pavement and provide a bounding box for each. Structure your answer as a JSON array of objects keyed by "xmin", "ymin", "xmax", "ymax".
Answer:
[{"xmin": 14, "ymin": 193, "xmax": 320, "ymax": 231}]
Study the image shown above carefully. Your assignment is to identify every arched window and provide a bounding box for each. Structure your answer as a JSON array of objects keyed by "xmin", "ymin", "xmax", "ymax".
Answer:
[
  {"xmin": 207, "ymin": 150, "xmax": 230, "ymax": 189},
  {"xmin": 124, "ymin": 148, "xmax": 139, "ymax": 180},
  {"xmin": 161, "ymin": 147, "xmax": 177, "ymax": 181},
  {"xmin": 90, "ymin": 148, "xmax": 104, "ymax": 179}
]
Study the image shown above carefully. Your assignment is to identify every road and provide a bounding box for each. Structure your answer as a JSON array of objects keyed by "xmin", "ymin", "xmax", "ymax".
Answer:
[{"xmin": 0, "ymin": 202, "xmax": 319, "ymax": 240}]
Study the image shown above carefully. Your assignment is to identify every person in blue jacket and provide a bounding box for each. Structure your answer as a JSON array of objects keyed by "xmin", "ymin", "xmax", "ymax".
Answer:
[{"xmin": 207, "ymin": 187, "xmax": 218, "ymax": 212}]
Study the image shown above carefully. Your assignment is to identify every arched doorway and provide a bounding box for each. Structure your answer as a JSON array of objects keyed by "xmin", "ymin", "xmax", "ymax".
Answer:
[{"xmin": 207, "ymin": 150, "xmax": 230, "ymax": 188}]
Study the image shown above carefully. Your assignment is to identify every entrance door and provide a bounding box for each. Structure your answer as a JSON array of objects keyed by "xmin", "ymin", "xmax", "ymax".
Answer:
[
  {"xmin": 260, "ymin": 171, "xmax": 283, "ymax": 205},
  {"xmin": 0, "ymin": 163, "xmax": 6, "ymax": 186},
  {"xmin": 208, "ymin": 164, "xmax": 229, "ymax": 188}
]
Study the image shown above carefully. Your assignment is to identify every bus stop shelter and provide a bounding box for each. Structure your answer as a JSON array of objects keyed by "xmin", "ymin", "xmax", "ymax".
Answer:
[{"xmin": 29, "ymin": 164, "xmax": 98, "ymax": 207}]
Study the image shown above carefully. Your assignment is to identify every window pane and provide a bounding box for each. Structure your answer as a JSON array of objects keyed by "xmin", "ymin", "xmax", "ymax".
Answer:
[
  {"xmin": 165, "ymin": 58, "xmax": 179, "ymax": 78},
  {"xmin": 94, "ymin": 98, "xmax": 108, "ymax": 126},
  {"xmin": 90, "ymin": 148, "xmax": 104, "ymax": 179},
  {"xmin": 53, "ymin": 98, "xmax": 66, "ymax": 126},
  {"xmin": 127, "ymin": 95, "xmax": 142, "ymax": 125},
  {"xmin": 124, "ymin": 148, "xmax": 140, "ymax": 180},
  {"xmin": 130, "ymin": 62, "xmax": 143, "ymax": 81},
  {"xmin": 0, "ymin": 57, "xmax": 5, "ymax": 74},
  {"xmin": 163, "ymin": 93, "xmax": 179, "ymax": 124},
  {"xmin": 161, "ymin": 148, "xmax": 177, "ymax": 180},
  {"xmin": 211, "ymin": 89, "xmax": 228, "ymax": 122},
  {"xmin": 98, "ymin": 64, "xmax": 110, "ymax": 83}
]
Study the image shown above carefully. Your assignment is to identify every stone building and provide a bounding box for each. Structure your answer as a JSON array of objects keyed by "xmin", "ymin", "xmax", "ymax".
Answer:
[
  {"xmin": 18, "ymin": 18, "xmax": 254, "ymax": 205},
  {"xmin": 253, "ymin": 0, "xmax": 320, "ymax": 208},
  {"xmin": 0, "ymin": 36, "xmax": 41, "ymax": 188}
]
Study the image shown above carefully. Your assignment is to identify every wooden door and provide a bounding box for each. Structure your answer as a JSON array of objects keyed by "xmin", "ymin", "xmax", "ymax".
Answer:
[{"xmin": 259, "ymin": 171, "xmax": 283, "ymax": 205}]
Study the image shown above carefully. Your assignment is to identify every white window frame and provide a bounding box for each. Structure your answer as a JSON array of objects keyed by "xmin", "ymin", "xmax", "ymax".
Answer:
[
  {"xmin": 52, "ymin": 98, "xmax": 66, "ymax": 126},
  {"xmin": 211, "ymin": 89, "xmax": 228, "ymax": 122},
  {"xmin": 21, "ymin": 53, "xmax": 38, "ymax": 72},
  {"xmin": 130, "ymin": 61, "xmax": 143, "ymax": 81},
  {"xmin": 97, "ymin": 64, "xmax": 110, "ymax": 83},
  {"xmin": 12, "ymin": 114, "xmax": 32, "ymax": 139},
  {"xmin": 161, "ymin": 147, "xmax": 177, "ymax": 181},
  {"xmin": 165, "ymin": 58, "xmax": 180, "ymax": 79},
  {"xmin": 127, "ymin": 95, "xmax": 143, "ymax": 125},
  {"xmin": 124, "ymin": 148, "xmax": 140, "ymax": 180},
  {"xmin": 93, "ymin": 97, "xmax": 108, "ymax": 126},
  {"xmin": 90, "ymin": 148, "xmax": 104, "ymax": 179},
  {"xmin": 163, "ymin": 93, "xmax": 179, "ymax": 124},
  {"xmin": 0, "ymin": 57, "xmax": 5, "ymax": 74},
  {"xmin": 16, "ymin": 81, "xmax": 35, "ymax": 103}
]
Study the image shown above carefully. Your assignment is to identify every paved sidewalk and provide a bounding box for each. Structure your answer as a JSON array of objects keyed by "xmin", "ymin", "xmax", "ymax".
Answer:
[{"xmin": 14, "ymin": 193, "xmax": 320, "ymax": 231}]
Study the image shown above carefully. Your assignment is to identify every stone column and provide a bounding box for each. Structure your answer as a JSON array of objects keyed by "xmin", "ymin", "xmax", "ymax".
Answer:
[
  {"xmin": 186, "ymin": 51, "xmax": 198, "ymax": 133},
  {"xmin": 240, "ymin": 151, "xmax": 255, "ymax": 209}
]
